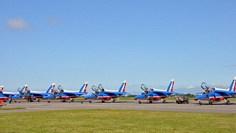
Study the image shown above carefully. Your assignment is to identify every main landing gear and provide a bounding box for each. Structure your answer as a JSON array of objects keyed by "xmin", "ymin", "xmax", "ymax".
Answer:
[
  {"xmin": 224, "ymin": 99, "xmax": 230, "ymax": 105},
  {"xmin": 198, "ymin": 101, "xmax": 202, "ymax": 105}
]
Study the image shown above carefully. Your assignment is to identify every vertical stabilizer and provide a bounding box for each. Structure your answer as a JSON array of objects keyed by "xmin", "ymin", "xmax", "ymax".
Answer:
[
  {"xmin": 118, "ymin": 80, "xmax": 126, "ymax": 92},
  {"xmin": 22, "ymin": 84, "xmax": 28, "ymax": 94},
  {"xmin": 79, "ymin": 82, "xmax": 88, "ymax": 93},
  {"xmin": 229, "ymin": 77, "xmax": 236, "ymax": 92},
  {"xmin": 46, "ymin": 83, "xmax": 56, "ymax": 94},
  {"xmin": 166, "ymin": 79, "xmax": 174, "ymax": 92},
  {"xmin": 0, "ymin": 86, "xmax": 4, "ymax": 93}
]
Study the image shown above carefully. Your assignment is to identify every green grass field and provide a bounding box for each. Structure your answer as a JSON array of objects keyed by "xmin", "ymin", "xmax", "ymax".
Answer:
[{"xmin": 0, "ymin": 109, "xmax": 235, "ymax": 133}]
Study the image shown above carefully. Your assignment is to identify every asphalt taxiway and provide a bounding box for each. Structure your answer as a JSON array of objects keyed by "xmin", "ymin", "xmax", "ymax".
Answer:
[{"xmin": 1, "ymin": 100, "xmax": 236, "ymax": 114}]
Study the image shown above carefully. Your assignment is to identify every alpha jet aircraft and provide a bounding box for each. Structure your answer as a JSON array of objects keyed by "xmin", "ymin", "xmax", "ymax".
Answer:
[
  {"xmin": 84, "ymin": 80, "xmax": 127, "ymax": 103},
  {"xmin": 24, "ymin": 83, "xmax": 57, "ymax": 102},
  {"xmin": 194, "ymin": 77, "xmax": 236, "ymax": 105},
  {"xmin": 0, "ymin": 85, "xmax": 28, "ymax": 102},
  {"xmin": 49, "ymin": 82, "xmax": 88, "ymax": 102},
  {"xmin": 134, "ymin": 79, "xmax": 182, "ymax": 104}
]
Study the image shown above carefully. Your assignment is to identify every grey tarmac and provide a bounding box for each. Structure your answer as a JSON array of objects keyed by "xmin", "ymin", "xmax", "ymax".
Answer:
[{"xmin": 1, "ymin": 100, "xmax": 236, "ymax": 114}]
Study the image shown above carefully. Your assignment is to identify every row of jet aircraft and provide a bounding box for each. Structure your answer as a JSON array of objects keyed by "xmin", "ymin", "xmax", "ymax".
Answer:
[{"xmin": 0, "ymin": 77, "xmax": 236, "ymax": 105}]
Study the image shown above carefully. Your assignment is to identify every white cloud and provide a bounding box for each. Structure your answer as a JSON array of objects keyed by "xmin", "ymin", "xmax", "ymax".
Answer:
[
  {"xmin": 188, "ymin": 85, "xmax": 195, "ymax": 89},
  {"xmin": 6, "ymin": 17, "xmax": 29, "ymax": 30}
]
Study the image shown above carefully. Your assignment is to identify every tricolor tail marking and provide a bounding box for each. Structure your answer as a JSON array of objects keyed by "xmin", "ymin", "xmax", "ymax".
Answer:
[
  {"xmin": 22, "ymin": 85, "xmax": 28, "ymax": 94},
  {"xmin": 46, "ymin": 83, "xmax": 56, "ymax": 94},
  {"xmin": 229, "ymin": 77, "xmax": 236, "ymax": 92},
  {"xmin": 0, "ymin": 86, "xmax": 4, "ymax": 93},
  {"xmin": 118, "ymin": 80, "xmax": 126, "ymax": 92},
  {"xmin": 79, "ymin": 82, "xmax": 88, "ymax": 93},
  {"xmin": 166, "ymin": 79, "xmax": 174, "ymax": 92}
]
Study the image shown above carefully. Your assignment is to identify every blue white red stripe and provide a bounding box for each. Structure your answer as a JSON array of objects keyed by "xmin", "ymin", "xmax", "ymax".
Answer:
[
  {"xmin": 229, "ymin": 77, "xmax": 236, "ymax": 92},
  {"xmin": 79, "ymin": 82, "xmax": 88, "ymax": 92},
  {"xmin": 118, "ymin": 80, "xmax": 126, "ymax": 92},
  {"xmin": 0, "ymin": 86, "xmax": 4, "ymax": 93},
  {"xmin": 167, "ymin": 79, "xmax": 174, "ymax": 92}
]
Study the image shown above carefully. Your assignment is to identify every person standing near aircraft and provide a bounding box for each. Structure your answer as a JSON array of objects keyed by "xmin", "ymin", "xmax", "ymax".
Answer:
[
  {"xmin": 9, "ymin": 94, "xmax": 12, "ymax": 104},
  {"xmin": 31, "ymin": 94, "xmax": 34, "ymax": 102}
]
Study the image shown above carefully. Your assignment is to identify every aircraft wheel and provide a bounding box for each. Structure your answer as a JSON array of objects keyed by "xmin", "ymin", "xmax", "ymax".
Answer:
[
  {"xmin": 48, "ymin": 101, "xmax": 50, "ymax": 103},
  {"xmin": 162, "ymin": 100, "xmax": 166, "ymax": 103},
  {"xmin": 149, "ymin": 100, "xmax": 152, "ymax": 103},
  {"xmin": 89, "ymin": 100, "xmax": 92, "ymax": 103},
  {"xmin": 186, "ymin": 100, "xmax": 189, "ymax": 104},
  {"xmin": 138, "ymin": 100, "xmax": 141, "ymax": 104},
  {"xmin": 209, "ymin": 101, "xmax": 213, "ymax": 105},
  {"xmin": 70, "ymin": 98, "xmax": 74, "ymax": 102},
  {"xmin": 112, "ymin": 99, "xmax": 116, "ymax": 103},
  {"xmin": 226, "ymin": 100, "xmax": 230, "ymax": 105},
  {"xmin": 102, "ymin": 100, "xmax": 105, "ymax": 103},
  {"xmin": 199, "ymin": 101, "xmax": 202, "ymax": 105},
  {"xmin": 37, "ymin": 99, "xmax": 41, "ymax": 102}
]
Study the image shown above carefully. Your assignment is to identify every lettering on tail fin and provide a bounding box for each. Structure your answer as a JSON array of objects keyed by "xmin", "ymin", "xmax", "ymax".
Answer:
[
  {"xmin": 118, "ymin": 80, "xmax": 126, "ymax": 92},
  {"xmin": 79, "ymin": 82, "xmax": 88, "ymax": 92},
  {"xmin": 166, "ymin": 79, "xmax": 174, "ymax": 92},
  {"xmin": 0, "ymin": 86, "xmax": 4, "ymax": 93},
  {"xmin": 229, "ymin": 77, "xmax": 236, "ymax": 92}
]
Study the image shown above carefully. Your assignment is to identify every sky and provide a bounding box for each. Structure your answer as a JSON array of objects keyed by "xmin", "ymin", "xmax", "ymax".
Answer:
[{"xmin": 0, "ymin": 0, "xmax": 236, "ymax": 94}]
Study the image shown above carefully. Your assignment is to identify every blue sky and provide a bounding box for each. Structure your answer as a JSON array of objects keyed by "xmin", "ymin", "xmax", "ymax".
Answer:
[{"xmin": 0, "ymin": 0, "xmax": 236, "ymax": 94}]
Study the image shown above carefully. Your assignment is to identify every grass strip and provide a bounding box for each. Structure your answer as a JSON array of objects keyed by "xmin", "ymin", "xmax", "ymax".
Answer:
[{"xmin": 0, "ymin": 109, "xmax": 235, "ymax": 133}]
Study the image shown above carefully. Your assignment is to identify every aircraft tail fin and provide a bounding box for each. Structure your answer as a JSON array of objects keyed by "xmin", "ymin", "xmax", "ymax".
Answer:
[
  {"xmin": 166, "ymin": 79, "xmax": 174, "ymax": 92},
  {"xmin": 0, "ymin": 86, "xmax": 4, "ymax": 93},
  {"xmin": 21, "ymin": 84, "xmax": 29, "ymax": 94},
  {"xmin": 118, "ymin": 80, "xmax": 126, "ymax": 92},
  {"xmin": 79, "ymin": 82, "xmax": 88, "ymax": 93},
  {"xmin": 46, "ymin": 83, "xmax": 56, "ymax": 94},
  {"xmin": 229, "ymin": 77, "xmax": 236, "ymax": 92}
]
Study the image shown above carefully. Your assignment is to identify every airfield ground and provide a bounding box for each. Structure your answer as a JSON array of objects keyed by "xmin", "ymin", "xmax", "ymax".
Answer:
[
  {"xmin": 1, "ymin": 100, "xmax": 236, "ymax": 133},
  {"xmin": 1, "ymin": 99, "xmax": 236, "ymax": 114}
]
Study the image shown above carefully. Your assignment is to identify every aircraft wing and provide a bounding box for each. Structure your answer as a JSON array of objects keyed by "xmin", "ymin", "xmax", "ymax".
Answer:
[
  {"xmin": 151, "ymin": 91, "xmax": 183, "ymax": 97},
  {"xmin": 61, "ymin": 92, "xmax": 82, "ymax": 97},
  {"xmin": 0, "ymin": 94, "xmax": 8, "ymax": 100},
  {"xmin": 171, "ymin": 91, "xmax": 184, "ymax": 95},
  {"xmin": 30, "ymin": 92, "xmax": 47, "ymax": 98},
  {"xmin": 103, "ymin": 92, "xmax": 120, "ymax": 97},
  {"xmin": 214, "ymin": 90, "xmax": 236, "ymax": 95},
  {"xmin": 84, "ymin": 94, "xmax": 97, "ymax": 99}
]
